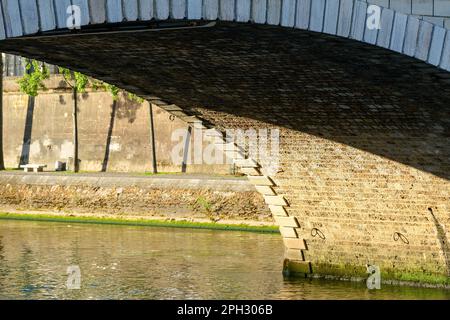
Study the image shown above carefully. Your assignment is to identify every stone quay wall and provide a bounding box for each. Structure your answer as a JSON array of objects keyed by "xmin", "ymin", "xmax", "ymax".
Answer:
[{"xmin": 2, "ymin": 76, "xmax": 231, "ymax": 174}]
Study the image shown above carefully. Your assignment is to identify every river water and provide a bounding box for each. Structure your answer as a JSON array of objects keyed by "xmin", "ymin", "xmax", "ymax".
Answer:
[{"xmin": 0, "ymin": 220, "xmax": 449, "ymax": 300}]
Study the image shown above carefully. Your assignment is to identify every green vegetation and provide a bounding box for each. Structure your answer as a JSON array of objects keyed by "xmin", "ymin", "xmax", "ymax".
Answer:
[
  {"xmin": 382, "ymin": 271, "xmax": 450, "ymax": 286},
  {"xmin": 196, "ymin": 196, "xmax": 213, "ymax": 213},
  {"xmin": 17, "ymin": 60, "xmax": 50, "ymax": 97},
  {"xmin": 16, "ymin": 60, "xmax": 145, "ymax": 173},
  {"xmin": 310, "ymin": 262, "xmax": 450, "ymax": 287},
  {"xmin": 58, "ymin": 67, "xmax": 90, "ymax": 92},
  {"xmin": 93, "ymin": 81, "xmax": 144, "ymax": 103},
  {"xmin": 0, "ymin": 212, "xmax": 279, "ymax": 234}
]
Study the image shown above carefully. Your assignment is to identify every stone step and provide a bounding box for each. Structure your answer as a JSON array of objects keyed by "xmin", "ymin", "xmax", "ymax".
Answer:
[
  {"xmin": 247, "ymin": 176, "xmax": 274, "ymax": 186},
  {"xmin": 264, "ymin": 195, "xmax": 288, "ymax": 206},
  {"xmin": 205, "ymin": 129, "xmax": 223, "ymax": 138},
  {"xmin": 279, "ymin": 227, "xmax": 298, "ymax": 238},
  {"xmin": 283, "ymin": 238, "xmax": 307, "ymax": 250},
  {"xmin": 255, "ymin": 185, "xmax": 276, "ymax": 195},
  {"xmin": 240, "ymin": 167, "xmax": 261, "ymax": 176},
  {"xmin": 182, "ymin": 116, "xmax": 203, "ymax": 124},
  {"xmin": 222, "ymin": 143, "xmax": 238, "ymax": 151},
  {"xmin": 171, "ymin": 110, "xmax": 188, "ymax": 118},
  {"xmin": 160, "ymin": 104, "xmax": 183, "ymax": 112},
  {"xmin": 273, "ymin": 216, "xmax": 299, "ymax": 228},
  {"xmin": 269, "ymin": 205, "xmax": 288, "ymax": 216},
  {"xmin": 234, "ymin": 158, "xmax": 259, "ymax": 168},
  {"xmin": 225, "ymin": 150, "xmax": 245, "ymax": 160},
  {"xmin": 285, "ymin": 249, "xmax": 304, "ymax": 261},
  {"xmin": 283, "ymin": 260, "xmax": 312, "ymax": 275}
]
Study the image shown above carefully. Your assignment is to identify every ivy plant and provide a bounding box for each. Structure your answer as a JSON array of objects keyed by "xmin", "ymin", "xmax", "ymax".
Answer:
[
  {"xmin": 18, "ymin": 60, "xmax": 50, "ymax": 97},
  {"xmin": 58, "ymin": 67, "xmax": 90, "ymax": 93}
]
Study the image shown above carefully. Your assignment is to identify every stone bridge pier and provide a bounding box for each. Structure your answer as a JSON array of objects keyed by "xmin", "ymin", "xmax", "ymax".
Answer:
[{"xmin": 0, "ymin": 0, "xmax": 449, "ymax": 285}]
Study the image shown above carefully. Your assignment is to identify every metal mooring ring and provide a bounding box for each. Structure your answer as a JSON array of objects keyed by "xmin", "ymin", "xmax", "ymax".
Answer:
[
  {"xmin": 311, "ymin": 228, "xmax": 326, "ymax": 240},
  {"xmin": 393, "ymin": 232, "xmax": 409, "ymax": 244}
]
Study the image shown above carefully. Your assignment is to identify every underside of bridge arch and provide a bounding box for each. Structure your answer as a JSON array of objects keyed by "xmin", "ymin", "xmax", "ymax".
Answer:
[{"xmin": 1, "ymin": 22, "xmax": 450, "ymax": 285}]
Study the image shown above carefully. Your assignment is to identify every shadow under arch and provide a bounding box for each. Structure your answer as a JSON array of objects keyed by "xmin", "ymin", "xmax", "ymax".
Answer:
[
  {"xmin": 0, "ymin": 0, "xmax": 449, "ymax": 72},
  {"xmin": 0, "ymin": 22, "xmax": 448, "ymax": 180}
]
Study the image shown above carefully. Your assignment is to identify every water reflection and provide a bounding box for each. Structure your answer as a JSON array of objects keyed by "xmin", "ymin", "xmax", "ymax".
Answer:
[{"xmin": 0, "ymin": 220, "xmax": 448, "ymax": 300}]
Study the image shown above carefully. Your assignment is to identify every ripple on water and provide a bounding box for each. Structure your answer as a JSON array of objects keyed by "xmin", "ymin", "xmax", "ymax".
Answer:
[{"xmin": 0, "ymin": 220, "xmax": 449, "ymax": 300}]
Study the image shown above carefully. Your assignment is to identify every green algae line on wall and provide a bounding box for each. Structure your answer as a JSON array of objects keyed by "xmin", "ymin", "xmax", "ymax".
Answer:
[{"xmin": 0, "ymin": 212, "xmax": 280, "ymax": 234}]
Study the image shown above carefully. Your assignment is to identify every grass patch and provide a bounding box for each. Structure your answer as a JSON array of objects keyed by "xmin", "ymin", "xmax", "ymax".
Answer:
[
  {"xmin": 196, "ymin": 196, "xmax": 213, "ymax": 212},
  {"xmin": 0, "ymin": 212, "xmax": 279, "ymax": 234}
]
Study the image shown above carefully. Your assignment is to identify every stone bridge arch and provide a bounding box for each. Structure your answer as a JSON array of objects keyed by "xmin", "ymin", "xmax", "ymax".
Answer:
[
  {"xmin": 1, "ymin": 0, "xmax": 450, "ymax": 286},
  {"xmin": 0, "ymin": 0, "xmax": 449, "ymax": 70}
]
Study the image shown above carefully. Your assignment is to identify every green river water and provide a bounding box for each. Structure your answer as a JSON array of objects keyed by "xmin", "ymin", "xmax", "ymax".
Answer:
[{"xmin": 0, "ymin": 220, "xmax": 449, "ymax": 300}]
